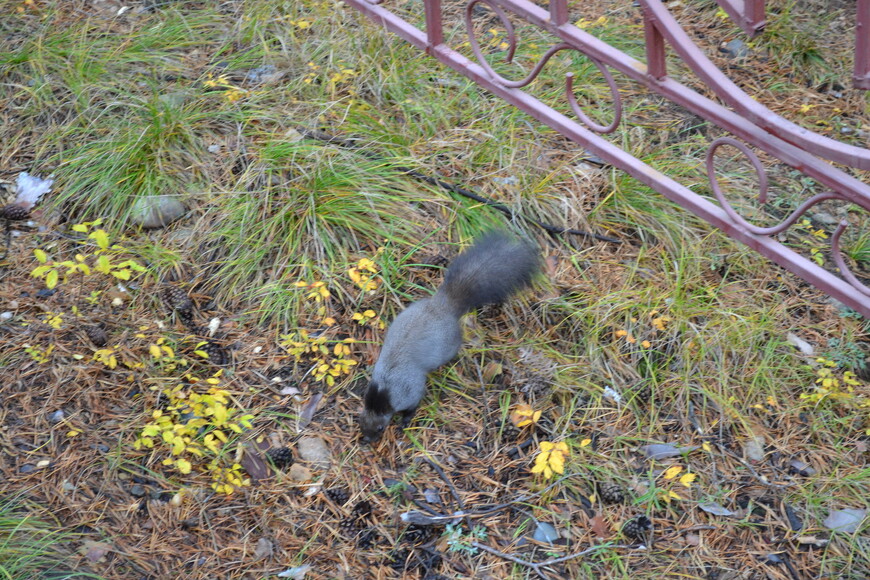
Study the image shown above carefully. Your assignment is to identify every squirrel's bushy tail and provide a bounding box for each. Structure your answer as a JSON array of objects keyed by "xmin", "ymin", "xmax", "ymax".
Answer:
[{"xmin": 439, "ymin": 230, "xmax": 540, "ymax": 314}]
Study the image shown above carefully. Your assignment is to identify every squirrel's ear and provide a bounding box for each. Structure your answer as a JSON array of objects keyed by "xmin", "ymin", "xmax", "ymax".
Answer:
[{"xmin": 364, "ymin": 382, "xmax": 392, "ymax": 414}]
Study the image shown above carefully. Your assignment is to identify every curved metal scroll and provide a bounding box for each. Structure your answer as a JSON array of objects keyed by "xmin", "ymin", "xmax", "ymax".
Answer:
[{"xmin": 344, "ymin": 0, "xmax": 870, "ymax": 316}]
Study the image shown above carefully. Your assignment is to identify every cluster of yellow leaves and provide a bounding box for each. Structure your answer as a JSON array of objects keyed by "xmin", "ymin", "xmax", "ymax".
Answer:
[
  {"xmin": 93, "ymin": 347, "xmax": 118, "ymax": 369},
  {"xmin": 280, "ymin": 330, "xmax": 358, "ymax": 387},
  {"xmin": 659, "ymin": 464, "xmax": 697, "ymax": 503},
  {"xmin": 348, "ymin": 258, "xmax": 379, "ymax": 293},
  {"xmin": 203, "ymin": 73, "xmax": 249, "ymax": 103},
  {"xmin": 209, "ymin": 462, "xmax": 251, "ymax": 495},
  {"xmin": 32, "ymin": 220, "xmax": 147, "ymax": 291},
  {"xmin": 134, "ymin": 372, "xmax": 254, "ymax": 495},
  {"xmin": 531, "ymin": 441, "xmax": 569, "ymax": 479},
  {"xmin": 23, "ymin": 343, "xmax": 53, "ymax": 364},
  {"xmin": 613, "ymin": 309, "xmax": 672, "ymax": 348},
  {"xmin": 351, "ymin": 309, "xmax": 384, "ymax": 329},
  {"xmin": 575, "ymin": 16, "xmax": 607, "ymax": 29},
  {"xmin": 801, "ymin": 357, "xmax": 863, "ymax": 404},
  {"xmin": 509, "ymin": 404, "xmax": 541, "ymax": 428}
]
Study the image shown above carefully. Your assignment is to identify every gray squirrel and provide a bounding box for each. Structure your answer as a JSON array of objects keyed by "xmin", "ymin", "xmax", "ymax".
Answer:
[{"xmin": 359, "ymin": 230, "xmax": 541, "ymax": 443}]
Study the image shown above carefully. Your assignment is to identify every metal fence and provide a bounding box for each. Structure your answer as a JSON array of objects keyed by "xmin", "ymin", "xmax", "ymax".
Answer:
[{"xmin": 344, "ymin": 0, "xmax": 870, "ymax": 316}]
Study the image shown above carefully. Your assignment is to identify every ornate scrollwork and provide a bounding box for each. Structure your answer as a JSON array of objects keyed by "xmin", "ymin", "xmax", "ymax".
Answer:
[
  {"xmin": 706, "ymin": 137, "xmax": 870, "ymax": 297},
  {"xmin": 465, "ymin": 0, "xmax": 622, "ymax": 134}
]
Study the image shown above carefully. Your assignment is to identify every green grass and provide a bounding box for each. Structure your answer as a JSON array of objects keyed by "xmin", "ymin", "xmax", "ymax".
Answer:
[{"xmin": 0, "ymin": 494, "xmax": 102, "ymax": 580}]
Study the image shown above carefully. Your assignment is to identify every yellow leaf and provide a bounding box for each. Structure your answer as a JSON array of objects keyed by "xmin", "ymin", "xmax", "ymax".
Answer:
[
  {"xmin": 149, "ymin": 345, "xmax": 162, "ymax": 358},
  {"xmin": 176, "ymin": 458, "xmax": 192, "ymax": 474},
  {"xmin": 540, "ymin": 441, "xmax": 554, "ymax": 452},
  {"xmin": 90, "ymin": 229, "xmax": 110, "ymax": 250},
  {"xmin": 668, "ymin": 490, "xmax": 682, "ymax": 500},
  {"xmin": 580, "ymin": 438, "xmax": 592, "ymax": 447},
  {"xmin": 679, "ymin": 473, "xmax": 697, "ymax": 487},
  {"xmin": 46, "ymin": 269, "xmax": 58, "ymax": 289},
  {"xmin": 702, "ymin": 442, "xmax": 712, "ymax": 453},
  {"xmin": 549, "ymin": 452, "xmax": 566, "ymax": 474},
  {"xmin": 67, "ymin": 430, "xmax": 81, "ymax": 438},
  {"xmin": 34, "ymin": 249, "xmax": 47, "ymax": 263},
  {"xmin": 72, "ymin": 223, "xmax": 88, "ymax": 233},
  {"xmin": 663, "ymin": 465, "xmax": 683, "ymax": 480}
]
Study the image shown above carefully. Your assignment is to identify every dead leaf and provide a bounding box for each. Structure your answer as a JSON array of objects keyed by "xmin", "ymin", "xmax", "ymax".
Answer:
[
  {"xmin": 254, "ymin": 537, "xmax": 273, "ymax": 560},
  {"xmin": 82, "ymin": 540, "xmax": 112, "ymax": 563},
  {"xmin": 240, "ymin": 444, "xmax": 271, "ymax": 481},
  {"xmin": 589, "ymin": 513, "xmax": 610, "ymax": 538},
  {"xmin": 482, "ymin": 361, "xmax": 503, "ymax": 382},
  {"xmin": 641, "ymin": 444, "xmax": 698, "ymax": 460},
  {"xmin": 824, "ymin": 508, "xmax": 866, "ymax": 533},
  {"xmin": 298, "ymin": 392, "xmax": 324, "ymax": 431},
  {"xmin": 698, "ymin": 502, "xmax": 736, "ymax": 517}
]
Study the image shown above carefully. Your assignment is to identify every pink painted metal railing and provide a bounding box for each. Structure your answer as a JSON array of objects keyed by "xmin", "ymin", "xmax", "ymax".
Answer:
[{"xmin": 344, "ymin": 0, "xmax": 870, "ymax": 316}]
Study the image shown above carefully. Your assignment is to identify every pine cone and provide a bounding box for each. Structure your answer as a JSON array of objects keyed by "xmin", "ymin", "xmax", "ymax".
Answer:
[
  {"xmin": 0, "ymin": 204, "xmax": 30, "ymax": 221},
  {"xmin": 200, "ymin": 341, "xmax": 228, "ymax": 365},
  {"xmin": 622, "ymin": 515, "xmax": 653, "ymax": 541},
  {"xmin": 266, "ymin": 447, "xmax": 294, "ymax": 469},
  {"xmin": 162, "ymin": 285, "xmax": 193, "ymax": 316},
  {"xmin": 324, "ymin": 487, "xmax": 351, "ymax": 505},
  {"xmin": 85, "ymin": 325, "xmax": 108, "ymax": 347},
  {"xmin": 598, "ymin": 482, "xmax": 625, "ymax": 504}
]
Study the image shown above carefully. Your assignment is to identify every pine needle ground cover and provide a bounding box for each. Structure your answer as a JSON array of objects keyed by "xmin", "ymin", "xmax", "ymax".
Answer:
[{"xmin": 1, "ymin": 0, "xmax": 868, "ymax": 578}]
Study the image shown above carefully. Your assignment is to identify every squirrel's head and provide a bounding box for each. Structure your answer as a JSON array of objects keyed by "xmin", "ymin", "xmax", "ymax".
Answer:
[{"xmin": 359, "ymin": 382, "xmax": 393, "ymax": 443}]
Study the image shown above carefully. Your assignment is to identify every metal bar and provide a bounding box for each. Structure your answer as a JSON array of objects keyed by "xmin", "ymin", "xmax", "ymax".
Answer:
[
  {"xmin": 715, "ymin": 0, "xmax": 766, "ymax": 37},
  {"xmin": 424, "ymin": 0, "xmax": 444, "ymax": 47},
  {"xmin": 642, "ymin": 5, "xmax": 667, "ymax": 80},
  {"xmin": 549, "ymin": 0, "xmax": 567, "ymax": 27},
  {"xmin": 856, "ymin": 0, "xmax": 870, "ymax": 89}
]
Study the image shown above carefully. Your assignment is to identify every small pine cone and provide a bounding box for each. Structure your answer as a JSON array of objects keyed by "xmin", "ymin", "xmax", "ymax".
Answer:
[
  {"xmin": 177, "ymin": 309, "xmax": 195, "ymax": 328},
  {"xmin": 266, "ymin": 447, "xmax": 294, "ymax": 469},
  {"xmin": 622, "ymin": 515, "xmax": 653, "ymax": 541},
  {"xmin": 200, "ymin": 341, "xmax": 228, "ymax": 365},
  {"xmin": 355, "ymin": 527, "xmax": 378, "ymax": 548},
  {"xmin": 598, "ymin": 482, "xmax": 625, "ymax": 504},
  {"xmin": 162, "ymin": 286, "xmax": 193, "ymax": 313},
  {"xmin": 0, "ymin": 204, "xmax": 30, "ymax": 221},
  {"xmin": 85, "ymin": 325, "xmax": 108, "ymax": 347},
  {"xmin": 349, "ymin": 500, "xmax": 372, "ymax": 520},
  {"xmin": 325, "ymin": 487, "xmax": 351, "ymax": 505},
  {"xmin": 338, "ymin": 516, "xmax": 364, "ymax": 536}
]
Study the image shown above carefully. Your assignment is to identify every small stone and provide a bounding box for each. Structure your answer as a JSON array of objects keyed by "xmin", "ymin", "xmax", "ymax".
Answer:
[
  {"xmin": 254, "ymin": 537, "xmax": 274, "ymax": 560},
  {"xmin": 744, "ymin": 436, "xmax": 765, "ymax": 462},
  {"xmin": 49, "ymin": 409, "xmax": 65, "ymax": 423},
  {"xmin": 296, "ymin": 436, "xmax": 331, "ymax": 469},
  {"xmin": 532, "ymin": 521, "xmax": 560, "ymax": 543},
  {"xmin": 130, "ymin": 485, "xmax": 147, "ymax": 498},
  {"xmin": 130, "ymin": 194, "xmax": 186, "ymax": 229},
  {"xmin": 19, "ymin": 464, "xmax": 36, "ymax": 473},
  {"xmin": 0, "ymin": 312, "xmax": 12, "ymax": 322},
  {"xmin": 36, "ymin": 288, "xmax": 56, "ymax": 298},
  {"xmin": 721, "ymin": 38, "xmax": 750, "ymax": 60},
  {"xmin": 288, "ymin": 463, "xmax": 312, "ymax": 482}
]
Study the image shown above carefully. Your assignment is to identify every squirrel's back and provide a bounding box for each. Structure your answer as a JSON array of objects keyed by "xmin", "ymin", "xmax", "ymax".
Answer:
[{"xmin": 438, "ymin": 230, "xmax": 540, "ymax": 315}]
